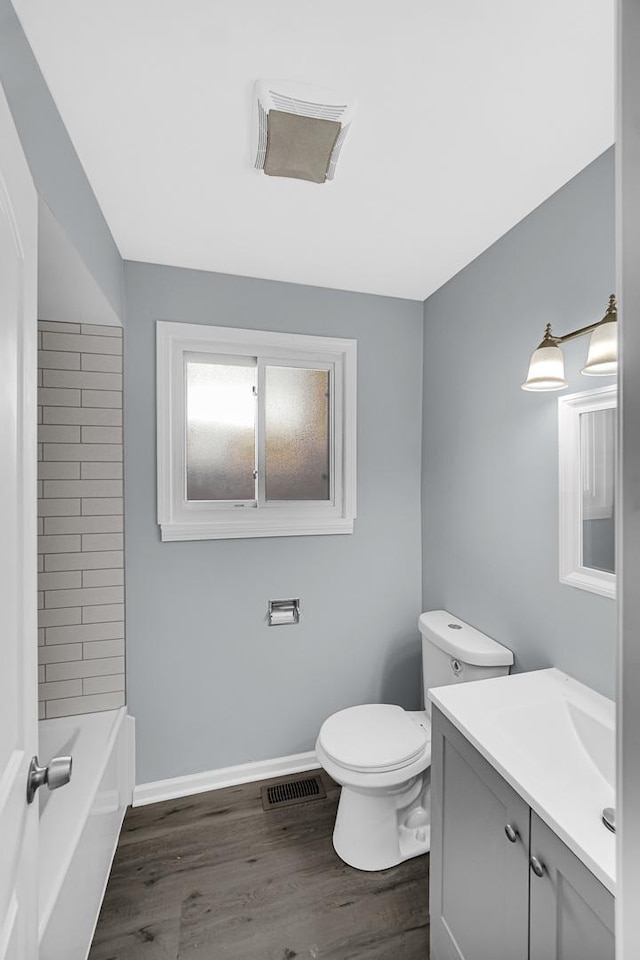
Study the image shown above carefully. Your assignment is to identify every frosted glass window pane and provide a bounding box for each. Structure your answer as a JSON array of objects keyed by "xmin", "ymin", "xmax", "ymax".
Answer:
[
  {"xmin": 265, "ymin": 366, "xmax": 330, "ymax": 501},
  {"xmin": 186, "ymin": 361, "xmax": 255, "ymax": 501}
]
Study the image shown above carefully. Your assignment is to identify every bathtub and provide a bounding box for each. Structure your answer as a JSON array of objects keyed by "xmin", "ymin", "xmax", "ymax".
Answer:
[{"xmin": 38, "ymin": 708, "xmax": 135, "ymax": 960}]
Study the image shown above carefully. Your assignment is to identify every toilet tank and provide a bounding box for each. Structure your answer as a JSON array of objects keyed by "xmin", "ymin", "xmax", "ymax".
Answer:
[{"xmin": 419, "ymin": 610, "xmax": 513, "ymax": 712}]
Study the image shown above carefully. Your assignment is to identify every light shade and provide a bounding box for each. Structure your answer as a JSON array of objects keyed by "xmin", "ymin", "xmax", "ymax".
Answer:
[
  {"xmin": 521, "ymin": 343, "xmax": 568, "ymax": 391},
  {"xmin": 581, "ymin": 319, "xmax": 618, "ymax": 376}
]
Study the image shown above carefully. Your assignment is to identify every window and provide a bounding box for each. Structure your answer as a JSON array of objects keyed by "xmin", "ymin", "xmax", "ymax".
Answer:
[{"xmin": 156, "ymin": 322, "xmax": 356, "ymax": 540}]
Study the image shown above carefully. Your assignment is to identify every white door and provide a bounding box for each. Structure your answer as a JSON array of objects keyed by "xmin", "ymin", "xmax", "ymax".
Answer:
[{"xmin": 0, "ymin": 83, "xmax": 39, "ymax": 959}]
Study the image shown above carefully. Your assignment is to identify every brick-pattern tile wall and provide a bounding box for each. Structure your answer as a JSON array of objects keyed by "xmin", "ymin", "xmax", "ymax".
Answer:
[{"xmin": 37, "ymin": 320, "xmax": 125, "ymax": 719}]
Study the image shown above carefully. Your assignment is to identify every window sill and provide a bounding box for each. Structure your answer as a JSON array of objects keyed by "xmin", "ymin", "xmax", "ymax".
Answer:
[
  {"xmin": 559, "ymin": 567, "xmax": 616, "ymax": 600},
  {"xmin": 159, "ymin": 517, "xmax": 355, "ymax": 541}
]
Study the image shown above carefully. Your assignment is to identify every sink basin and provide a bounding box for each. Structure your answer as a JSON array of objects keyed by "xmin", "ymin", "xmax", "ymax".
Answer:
[
  {"xmin": 471, "ymin": 689, "xmax": 615, "ymax": 790},
  {"xmin": 429, "ymin": 668, "xmax": 616, "ymax": 893},
  {"xmin": 566, "ymin": 700, "xmax": 615, "ymax": 789}
]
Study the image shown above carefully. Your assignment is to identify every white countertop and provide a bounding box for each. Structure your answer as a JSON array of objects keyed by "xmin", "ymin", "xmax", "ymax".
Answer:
[{"xmin": 429, "ymin": 668, "xmax": 616, "ymax": 894}]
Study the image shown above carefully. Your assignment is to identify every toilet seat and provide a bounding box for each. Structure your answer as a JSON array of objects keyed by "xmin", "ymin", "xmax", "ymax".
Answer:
[{"xmin": 318, "ymin": 704, "xmax": 430, "ymax": 774}]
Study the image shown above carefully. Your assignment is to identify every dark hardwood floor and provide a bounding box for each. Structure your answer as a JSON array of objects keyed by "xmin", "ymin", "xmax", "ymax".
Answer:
[{"xmin": 89, "ymin": 771, "xmax": 430, "ymax": 959}]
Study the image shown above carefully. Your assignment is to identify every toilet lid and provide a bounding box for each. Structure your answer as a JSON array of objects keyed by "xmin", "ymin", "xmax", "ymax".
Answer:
[{"xmin": 318, "ymin": 704, "xmax": 428, "ymax": 772}]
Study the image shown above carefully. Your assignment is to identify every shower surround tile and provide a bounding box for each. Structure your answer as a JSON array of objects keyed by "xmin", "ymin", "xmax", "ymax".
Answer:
[{"xmin": 37, "ymin": 320, "xmax": 126, "ymax": 719}]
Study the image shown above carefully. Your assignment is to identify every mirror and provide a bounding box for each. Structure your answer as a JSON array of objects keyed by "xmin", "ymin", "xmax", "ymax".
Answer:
[
  {"xmin": 558, "ymin": 385, "xmax": 616, "ymax": 598},
  {"xmin": 581, "ymin": 406, "xmax": 616, "ymax": 574}
]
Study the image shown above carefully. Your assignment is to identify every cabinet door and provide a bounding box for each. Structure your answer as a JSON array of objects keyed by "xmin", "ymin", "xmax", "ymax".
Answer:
[
  {"xmin": 430, "ymin": 709, "xmax": 530, "ymax": 960},
  {"xmin": 529, "ymin": 812, "xmax": 614, "ymax": 960}
]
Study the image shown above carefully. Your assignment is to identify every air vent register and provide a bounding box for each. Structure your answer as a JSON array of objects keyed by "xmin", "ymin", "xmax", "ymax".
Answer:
[{"xmin": 254, "ymin": 79, "xmax": 356, "ymax": 184}]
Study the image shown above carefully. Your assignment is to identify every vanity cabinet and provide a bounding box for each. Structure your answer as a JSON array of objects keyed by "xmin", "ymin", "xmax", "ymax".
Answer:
[
  {"xmin": 529, "ymin": 812, "xmax": 614, "ymax": 960},
  {"xmin": 430, "ymin": 708, "xmax": 529, "ymax": 960},
  {"xmin": 430, "ymin": 708, "xmax": 614, "ymax": 960}
]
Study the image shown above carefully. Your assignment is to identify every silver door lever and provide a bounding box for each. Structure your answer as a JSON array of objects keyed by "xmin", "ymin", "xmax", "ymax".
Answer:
[{"xmin": 26, "ymin": 755, "xmax": 72, "ymax": 804}]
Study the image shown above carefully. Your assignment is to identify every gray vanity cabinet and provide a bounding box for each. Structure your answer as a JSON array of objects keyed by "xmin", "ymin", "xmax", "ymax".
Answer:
[
  {"xmin": 529, "ymin": 812, "xmax": 614, "ymax": 960},
  {"xmin": 430, "ymin": 708, "xmax": 530, "ymax": 960},
  {"xmin": 430, "ymin": 708, "xmax": 615, "ymax": 960}
]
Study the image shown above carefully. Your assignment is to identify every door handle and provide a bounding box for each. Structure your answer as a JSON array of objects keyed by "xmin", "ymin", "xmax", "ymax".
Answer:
[{"xmin": 26, "ymin": 755, "xmax": 72, "ymax": 804}]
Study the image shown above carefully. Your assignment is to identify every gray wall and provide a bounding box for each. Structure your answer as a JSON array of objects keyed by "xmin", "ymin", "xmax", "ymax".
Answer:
[
  {"xmin": 0, "ymin": 0, "xmax": 124, "ymax": 320},
  {"xmin": 422, "ymin": 148, "xmax": 617, "ymax": 698},
  {"xmin": 124, "ymin": 263, "xmax": 424, "ymax": 783}
]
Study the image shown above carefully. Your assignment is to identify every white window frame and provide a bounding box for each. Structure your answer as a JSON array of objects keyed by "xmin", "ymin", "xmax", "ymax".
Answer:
[
  {"xmin": 157, "ymin": 321, "xmax": 357, "ymax": 541},
  {"xmin": 558, "ymin": 384, "xmax": 616, "ymax": 599}
]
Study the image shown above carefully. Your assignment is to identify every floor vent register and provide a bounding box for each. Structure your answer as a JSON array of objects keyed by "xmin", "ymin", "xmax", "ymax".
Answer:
[{"xmin": 261, "ymin": 774, "xmax": 327, "ymax": 811}]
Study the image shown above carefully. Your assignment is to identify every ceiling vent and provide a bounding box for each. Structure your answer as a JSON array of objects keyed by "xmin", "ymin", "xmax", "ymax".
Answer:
[{"xmin": 254, "ymin": 80, "xmax": 356, "ymax": 184}]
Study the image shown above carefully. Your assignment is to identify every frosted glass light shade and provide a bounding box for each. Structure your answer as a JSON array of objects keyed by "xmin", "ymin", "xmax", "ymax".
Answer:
[
  {"xmin": 581, "ymin": 320, "xmax": 618, "ymax": 376},
  {"xmin": 521, "ymin": 344, "xmax": 568, "ymax": 391}
]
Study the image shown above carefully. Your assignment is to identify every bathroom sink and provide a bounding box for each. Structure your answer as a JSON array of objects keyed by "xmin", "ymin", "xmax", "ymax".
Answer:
[
  {"xmin": 429, "ymin": 668, "xmax": 616, "ymax": 893},
  {"xmin": 469, "ymin": 686, "xmax": 615, "ymax": 790},
  {"xmin": 566, "ymin": 699, "xmax": 615, "ymax": 789}
]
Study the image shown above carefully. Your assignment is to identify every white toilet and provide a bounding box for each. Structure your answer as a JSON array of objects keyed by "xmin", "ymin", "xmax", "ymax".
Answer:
[{"xmin": 315, "ymin": 610, "xmax": 513, "ymax": 871}]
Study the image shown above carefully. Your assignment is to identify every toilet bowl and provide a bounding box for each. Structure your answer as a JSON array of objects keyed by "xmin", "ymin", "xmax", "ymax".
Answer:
[
  {"xmin": 315, "ymin": 610, "xmax": 513, "ymax": 871},
  {"xmin": 316, "ymin": 704, "xmax": 432, "ymax": 871}
]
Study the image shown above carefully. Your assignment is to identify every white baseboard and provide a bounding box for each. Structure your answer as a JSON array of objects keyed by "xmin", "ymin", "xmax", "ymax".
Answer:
[{"xmin": 133, "ymin": 750, "xmax": 321, "ymax": 807}]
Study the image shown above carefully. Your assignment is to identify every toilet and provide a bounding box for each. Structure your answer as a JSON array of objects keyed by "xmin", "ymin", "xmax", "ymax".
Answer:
[{"xmin": 315, "ymin": 610, "xmax": 513, "ymax": 871}]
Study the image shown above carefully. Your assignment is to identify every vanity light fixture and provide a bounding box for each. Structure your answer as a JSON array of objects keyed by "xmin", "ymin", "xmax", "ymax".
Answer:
[{"xmin": 521, "ymin": 295, "xmax": 618, "ymax": 392}]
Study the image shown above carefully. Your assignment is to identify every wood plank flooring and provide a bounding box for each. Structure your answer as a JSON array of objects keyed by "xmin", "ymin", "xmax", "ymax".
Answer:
[{"xmin": 89, "ymin": 771, "xmax": 430, "ymax": 960}]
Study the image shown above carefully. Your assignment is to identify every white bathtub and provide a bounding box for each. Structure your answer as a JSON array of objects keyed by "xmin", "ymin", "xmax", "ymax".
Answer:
[{"xmin": 38, "ymin": 708, "xmax": 135, "ymax": 960}]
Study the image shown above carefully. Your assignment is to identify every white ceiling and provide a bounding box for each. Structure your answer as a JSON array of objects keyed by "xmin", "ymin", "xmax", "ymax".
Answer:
[{"xmin": 14, "ymin": 0, "xmax": 614, "ymax": 300}]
